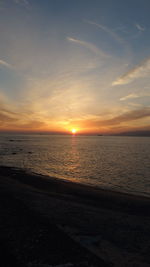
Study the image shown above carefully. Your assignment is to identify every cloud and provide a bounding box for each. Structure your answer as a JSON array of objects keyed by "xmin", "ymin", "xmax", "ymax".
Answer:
[
  {"xmin": 103, "ymin": 107, "xmax": 150, "ymax": 125},
  {"xmin": 120, "ymin": 93, "xmax": 140, "ymax": 101},
  {"xmin": 86, "ymin": 108, "xmax": 150, "ymax": 127},
  {"xmin": 16, "ymin": 120, "xmax": 46, "ymax": 129},
  {"xmin": 0, "ymin": 112, "xmax": 17, "ymax": 123},
  {"xmin": 0, "ymin": 94, "xmax": 47, "ymax": 131},
  {"xmin": 84, "ymin": 20, "xmax": 130, "ymax": 50},
  {"xmin": 67, "ymin": 37, "xmax": 109, "ymax": 58},
  {"xmin": 0, "ymin": 102, "xmax": 19, "ymax": 127},
  {"xmin": 0, "ymin": 59, "xmax": 13, "ymax": 69},
  {"xmin": 85, "ymin": 20, "xmax": 122, "ymax": 42},
  {"xmin": 135, "ymin": 23, "xmax": 145, "ymax": 32},
  {"xmin": 112, "ymin": 58, "xmax": 150, "ymax": 85},
  {"xmin": 128, "ymin": 102, "xmax": 143, "ymax": 107},
  {"xmin": 14, "ymin": 0, "xmax": 29, "ymax": 4},
  {"xmin": 14, "ymin": 0, "xmax": 30, "ymax": 8},
  {"xmin": 69, "ymin": 108, "xmax": 150, "ymax": 133},
  {"xmin": 120, "ymin": 93, "xmax": 150, "ymax": 101},
  {"xmin": 0, "ymin": 111, "xmax": 46, "ymax": 130}
]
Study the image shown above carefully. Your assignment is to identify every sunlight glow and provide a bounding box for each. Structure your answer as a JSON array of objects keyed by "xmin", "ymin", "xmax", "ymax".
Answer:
[{"xmin": 71, "ymin": 128, "xmax": 77, "ymax": 134}]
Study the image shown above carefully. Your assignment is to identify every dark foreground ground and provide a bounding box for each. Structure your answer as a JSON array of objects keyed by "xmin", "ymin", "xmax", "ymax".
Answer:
[{"xmin": 0, "ymin": 166, "xmax": 150, "ymax": 267}]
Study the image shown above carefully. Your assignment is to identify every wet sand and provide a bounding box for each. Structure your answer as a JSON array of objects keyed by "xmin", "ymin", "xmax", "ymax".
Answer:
[{"xmin": 0, "ymin": 166, "xmax": 150, "ymax": 267}]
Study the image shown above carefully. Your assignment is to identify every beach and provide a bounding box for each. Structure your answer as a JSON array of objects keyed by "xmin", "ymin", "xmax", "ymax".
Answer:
[{"xmin": 0, "ymin": 166, "xmax": 150, "ymax": 267}]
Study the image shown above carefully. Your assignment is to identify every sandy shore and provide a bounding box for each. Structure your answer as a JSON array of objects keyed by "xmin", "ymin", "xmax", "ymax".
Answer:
[{"xmin": 0, "ymin": 166, "xmax": 150, "ymax": 267}]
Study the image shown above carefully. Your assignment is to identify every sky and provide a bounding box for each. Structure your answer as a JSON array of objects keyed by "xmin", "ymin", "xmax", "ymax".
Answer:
[{"xmin": 0, "ymin": 0, "xmax": 150, "ymax": 134}]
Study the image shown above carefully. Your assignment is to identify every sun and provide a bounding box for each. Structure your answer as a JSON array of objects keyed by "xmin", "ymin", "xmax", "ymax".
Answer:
[{"xmin": 71, "ymin": 128, "xmax": 77, "ymax": 134}]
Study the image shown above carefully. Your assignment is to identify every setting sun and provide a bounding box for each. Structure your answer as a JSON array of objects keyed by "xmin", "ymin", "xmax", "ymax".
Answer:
[{"xmin": 71, "ymin": 129, "xmax": 77, "ymax": 134}]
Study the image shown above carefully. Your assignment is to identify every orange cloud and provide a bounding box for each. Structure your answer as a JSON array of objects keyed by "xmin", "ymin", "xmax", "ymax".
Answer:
[{"xmin": 67, "ymin": 107, "xmax": 150, "ymax": 134}]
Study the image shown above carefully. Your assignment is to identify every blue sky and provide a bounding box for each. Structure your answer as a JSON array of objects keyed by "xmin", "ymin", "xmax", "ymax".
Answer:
[{"xmin": 0, "ymin": 0, "xmax": 150, "ymax": 133}]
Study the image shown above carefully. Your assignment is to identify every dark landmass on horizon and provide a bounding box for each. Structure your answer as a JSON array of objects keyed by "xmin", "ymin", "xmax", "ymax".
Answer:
[
  {"xmin": 0, "ymin": 166, "xmax": 150, "ymax": 267},
  {"xmin": 113, "ymin": 129, "xmax": 150, "ymax": 137}
]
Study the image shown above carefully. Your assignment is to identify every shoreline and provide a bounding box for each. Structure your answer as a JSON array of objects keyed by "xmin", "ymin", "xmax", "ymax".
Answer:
[
  {"xmin": 1, "ymin": 165, "xmax": 150, "ymax": 266},
  {"xmin": 0, "ymin": 165, "xmax": 150, "ymax": 216}
]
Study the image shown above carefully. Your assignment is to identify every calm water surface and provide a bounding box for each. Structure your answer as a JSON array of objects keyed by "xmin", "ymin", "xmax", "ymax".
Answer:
[{"xmin": 0, "ymin": 134, "xmax": 150, "ymax": 197}]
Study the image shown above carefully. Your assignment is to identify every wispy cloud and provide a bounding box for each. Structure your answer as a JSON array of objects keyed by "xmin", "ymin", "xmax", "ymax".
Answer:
[
  {"xmin": 0, "ymin": 59, "xmax": 13, "ymax": 69},
  {"xmin": 84, "ymin": 108, "xmax": 150, "ymax": 127},
  {"xmin": 135, "ymin": 23, "xmax": 145, "ymax": 32},
  {"xmin": 0, "ymin": 112, "xmax": 17, "ymax": 126},
  {"xmin": 0, "ymin": 100, "xmax": 18, "ymax": 128},
  {"xmin": 112, "ymin": 58, "xmax": 150, "ymax": 85},
  {"xmin": 69, "ymin": 107, "xmax": 150, "ymax": 134},
  {"xmin": 120, "ymin": 93, "xmax": 150, "ymax": 101},
  {"xmin": 84, "ymin": 20, "xmax": 129, "ymax": 48},
  {"xmin": 67, "ymin": 37, "xmax": 109, "ymax": 58},
  {"xmin": 128, "ymin": 102, "xmax": 143, "ymax": 108},
  {"xmin": 120, "ymin": 93, "xmax": 140, "ymax": 101},
  {"xmin": 85, "ymin": 20, "xmax": 120, "ymax": 41},
  {"xmin": 103, "ymin": 107, "xmax": 150, "ymax": 125},
  {"xmin": 14, "ymin": 0, "xmax": 30, "ymax": 8},
  {"xmin": 0, "ymin": 98, "xmax": 47, "ymax": 131}
]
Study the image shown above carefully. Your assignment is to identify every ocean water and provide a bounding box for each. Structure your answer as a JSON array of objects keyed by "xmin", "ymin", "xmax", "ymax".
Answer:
[{"xmin": 0, "ymin": 134, "xmax": 150, "ymax": 197}]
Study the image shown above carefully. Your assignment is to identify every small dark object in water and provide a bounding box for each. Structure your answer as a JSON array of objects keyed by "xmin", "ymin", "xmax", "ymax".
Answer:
[
  {"xmin": 12, "ymin": 152, "xmax": 17, "ymax": 155},
  {"xmin": 9, "ymin": 139, "xmax": 15, "ymax": 142},
  {"xmin": 28, "ymin": 151, "xmax": 32, "ymax": 154}
]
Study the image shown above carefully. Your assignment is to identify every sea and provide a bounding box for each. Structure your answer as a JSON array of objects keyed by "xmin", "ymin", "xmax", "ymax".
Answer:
[{"xmin": 0, "ymin": 134, "xmax": 150, "ymax": 197}]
